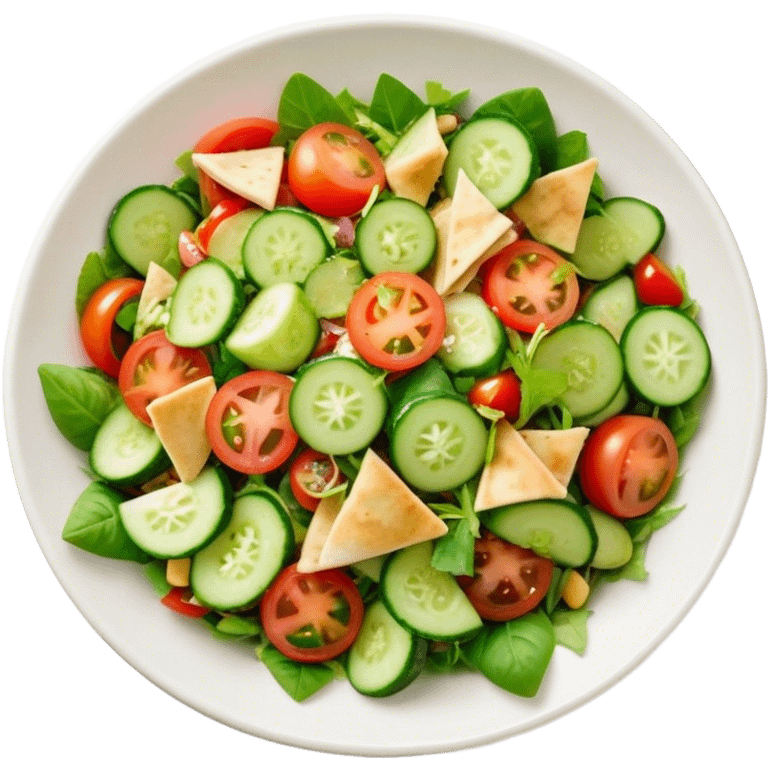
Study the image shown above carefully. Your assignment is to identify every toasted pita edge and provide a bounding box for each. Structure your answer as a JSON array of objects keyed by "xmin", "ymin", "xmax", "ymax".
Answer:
[
  {"xmin": 434, "ymin": 170, "xmax": 511, "ymax": 294},
  {"xmin": 511, "ymin": 158, "xmax": 598, "ymax": 253},
  {"xmin": 146, "ymin": 376, "xmax": 216, "ymax": 483},
  {"xmin": 518, "ymin": 427, "xmax": 590, "ymax": 488},
  {"xmin": 315, "ymin": 450, "xmax": 447, "ymax": 570},
  {"xmin": 192, "ymin": 147, "xmax": 284, "ymax": 210},
  {"xmin": 296, "ymin": 493, "xmax": 345, "ymax": 573},
  {"xmin": 475, "ymin": 420, "xmax": 568, "ymax": 512}
]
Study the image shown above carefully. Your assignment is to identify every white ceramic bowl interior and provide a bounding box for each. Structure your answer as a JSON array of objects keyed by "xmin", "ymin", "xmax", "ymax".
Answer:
[{"xmin": 5, "ymin": 16, "xmax": 766, "ymax": 756}]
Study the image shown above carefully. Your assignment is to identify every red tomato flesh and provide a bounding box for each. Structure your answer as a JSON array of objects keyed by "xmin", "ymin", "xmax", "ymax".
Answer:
[
  {"xmin": 634, "ymin": 254, "xmax": 684, "ymax": 307},
  {"xmin": 467, "ymin": 370, "xmax": 522, "ymax": 423},
  {"xmin": 195, "ymin": 198, "xmax": 252, "ymax": 252},
  {"xmin": 161, "ymin": 587, "xmax": 210, "ymax": 618},
  {"xmin": 289, "ymin": 449, "xmax": 343, "ymax": 512}
]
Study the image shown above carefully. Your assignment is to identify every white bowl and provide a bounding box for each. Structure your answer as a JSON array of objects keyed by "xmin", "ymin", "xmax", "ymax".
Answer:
[{"xmin": 5, "ymin": 15, "xmax": 766, "ymax": 756}]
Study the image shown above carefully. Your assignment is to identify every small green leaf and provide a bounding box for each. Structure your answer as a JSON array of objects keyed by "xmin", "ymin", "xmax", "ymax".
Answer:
[
  {"xmin": 114, "ymin": 298, "xmax": 139, "ymax": 332},
  {"xmin": 431, "ymin": 517, "xmax": 475, "ymax": 576},
  {"xmin": 551, "ymin": 606, "xmax": 592, "ymax": 655},
  {"xmin": 485, "ymin": 420, "xmax": 498, "ymax": 465},
  {"xmin": 604, "ymin": 540, "xmax": 649, "ymax": 582},
  {"xmin": 174, "ymin": 149, "xmax": 199, "ymax": 182},
  {"xmin": 258, "ymin": 644, "xmax": 335, "ymax": 702},
  {"xmin": 369, "ymin": 73, "xmax": 427, "ymax": 133},
  {"xmin": 276, "ymin": 73, "xmax": 350, "ymax": 142},
  {"xmin": 216, "ymin": 615, "xmax": 261, "ymax": 637},
  {"xmin": 360, "ymin": 184, "xmax": 380, "ymax": 217},
  {"xmin": 474, "ymin": 404, "xmax": 505, "ymax": 422},
  {"xmin": 625, "ymin": 502, "xmax": 686, "ymax": 544},
  {"xmin": 144, "ymin": 560, "xmax": 171, "ymax": 596},
  {"xmin": 425, "ymin": 81, "xmax": 470, "ymax": 113}
]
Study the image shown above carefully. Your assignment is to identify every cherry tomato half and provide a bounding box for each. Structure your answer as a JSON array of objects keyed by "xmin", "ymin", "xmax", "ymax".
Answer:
[
  {"xmin": 288, "ymin": 123, "xmax": 386, "ymax": 217},
  {"xmin": 578, "ymin": 415, "xmax": 679, "ymax": 519},
  {"xmin": 346, "ymin": 272, "xmax": 446, "ymax": 371},
  {"xmin": 289, "ymin": 449, "xmax": 344, "ymax": 512},
  {"xmin": 80, "ymin": 278, "xmax": 145, "ymax": 378},
  {"xmin": 456, "ymin": 530, "xmax": 554, "ymax": 621},
  {"xmin": 467, "ymin": 370, "xmax": 522, "ymax": 423},
  {"xmin": 482, "ymin": 240, "xmax": 579, "ymax": 333},
  {"xmin": 161, "ymin": 587, "xmax": 210, "ymax": 619},
  {"xmin": 634, "ymin": 254, "xmax": 684, "ymax": 307},
  {"xmin": 260, "ymin": 564, "xmax": 364, "ymax": 663},
  {"xmin": 194, "ymin": 117, "xmax": 279, "ymax": 209},
  {"xmin": 205, "ymin": 371, "xmax": 298, "ymax": 474},
  {"xmin": 178, "ymin": 230, "xmax": 206, "ymax": 268},
  {"xmin": 118, "ymin": 330, "xmax": 212, "ymax": 425},
  {"xmin": 195, "ymin": 198, "xmax": 252, "ymax": 252}
]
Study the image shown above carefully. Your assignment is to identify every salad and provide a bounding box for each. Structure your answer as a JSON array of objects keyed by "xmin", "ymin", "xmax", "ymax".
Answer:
[{"xmin": 38, "ymin": 71, "xmax": 711, "ymax": 703}]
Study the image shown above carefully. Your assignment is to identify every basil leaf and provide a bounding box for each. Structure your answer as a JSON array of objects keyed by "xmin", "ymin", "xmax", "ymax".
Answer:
[
  {"xmin": 212, "ymin": 343, "xmax": 248, "ymax": 386},
  {"xmin": 336, "ymin": 88, "xmax": 369, "ymax": 122},
  {"xmin": 62, "ymin": 482, "xmax": 152, "ymax": 562},
  {"xmin": 276, "ymin": 73, "xmax": 350, "ymax": 142},
  {"xmin": 551, "ymin": 606, "xmax": 592, "ymax": 655},
  {"xmin": 114, "ymin": 298, "xmax": 139, "ymax": 332},
  {"xmin": 463, "ymin": 612, "xmax": 556, "ymax": 697},
  {"xmin": 369, "ymin": 73, "xmax": 427, "ymax": 133},
  {"xmin": 431, "ymin": 517, "xmax": 475, "ymax": 576},
  {"xmin": 144, "ymin": 560, "xmax": 171, "ymax": 596},
  {"xmin": 511, "ymin": 364, "xmax": 569, "ymax": 428},
  {"xmin": 75, "ymin": 251, "xmax": 109, "ymax": 319},
  {"xmin": 174, "ymin": 149, "xmax": 199, "ymax": 183},
  {"xmin": 38, "ymin": 364, "xmax": 121, "ymax": 451},
  {"xmin": 216, "ymin": 615, "xmax": 261, "ymax": 637},
  {"xmin": 425, "ymin": 80, "xmax": 470, "ymax": 113},
  {"xmin": 258, "ymin": 644, "xmax": 336, "ymax": 702},
  {"xmin": 555, "ymin": 130, "xmax": 605, "ymax": 199},
  {"xmin": 474, "ymin": 87, "xmax": 558, "ymax": 172}
]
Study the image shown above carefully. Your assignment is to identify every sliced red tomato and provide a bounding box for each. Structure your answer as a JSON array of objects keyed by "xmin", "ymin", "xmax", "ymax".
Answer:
[
  {"xmin": 287, "ymin": 123, "xmax": 385, "ymax": 217},
  {"xmin": 482, "ymin": 240, "xmax": 579, "ymax": 333},
  {"xmin": 578, "ymin": 415, "xmax": 679, "ymax": 519},
  {"xmin": 309, "ymin": 327, "xmax": 341, "ymax": 359},
  {"xmin": 634, "ymin": 253, "xmax": 684, "ymax": 307},
  {"xmin": 161, "ymin": 587, "xmax": 210, "ymax": 618},
  {"xmin": 289, "ymin": 449, "xmax": 344, "ymax": 512},
  {"xmin": 456, "ymin": 530, "xmax": 554, "ymax": 621},
  {"xmin": 275, "ymin": 182, "xmax": 300, "ymax": 208},
  {"xmin": 195, "ymin": 198, "xmax": 252, "ymax": 251},
  {"xmin": 194, "ymin": 117, "xmax": 279, "ymax": 209},
  {"xmin": 205, "ymin": 371, "xmax": 298, "ymax": 474},
  {"xmin": 260, "ymin": 564, "xmax": 364, "ymax": 663},
  {"xmin": 346, "ymin": 272, "xmax": 446, "ymax": 371},
  {"xmin": 467, "ymin": 370, "xmax": 522, "ymax": 422},
  {"xmin": 118, "ymin": 330, "xmax": 212, "ymax": 425},
  {"xmin": 80, "ymin": 278, "xmax": 145, "ymax": 378}
]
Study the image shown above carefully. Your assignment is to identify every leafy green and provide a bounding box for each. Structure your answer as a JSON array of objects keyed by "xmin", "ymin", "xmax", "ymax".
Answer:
[
  {"xmin": 62, "ymin": 482, "xmax": 152, "ymax": 562},
  {"xmin": 274, "ymin": 73, "xmax": 351, "ymax": 144},
  {"xmin": 474, "ymin": 88, "xmax": 557, "ymax": 172},
  {"xmin": 38, "ymin": 364, "xmax": 121, "ymax": 451},
  {"xmin": 555, "ymin": 130, "xmax": 605, "ymax": 200},
  {"xmin": 174, "ymin": 149, "xmax": 199, "ymax": 183},
  {"xmin": 426, "ymin": 641, "xmax": 464, "ymax": 672},
  {"xmin": 257, "ymin": 644, "xmax": 336, "ymax": 702},
  {"xmin": 665, "ymin": 396, "xmax": 703, "ymax": 449},
  {"xmin": 369, "ymin": 73, "xmax": 427, "ymax": 133},
  {"xmin": 276, "ymin": 473, "xmax": 312, "ymax": 531},
  {"xmin": 114, "ymin": 298, "xmax": 139, "ymax": 333},
  {"xmin": 624, "ymin": 497, "xmax": 686, "ymax": 544},
  {"xmin": 170, "ymin": 176, "xmax": 202, "ymax": 216},
  {"xmin": 504, "ymin": 325, "xmax": 569, "ymax": 428},
  {"xmin": 212, "ymin": 343, "xmax": 248, "ymax": 386},
  {"xmin": 75, "ymin": 246, "xmax": 134, "ymax": 319},
  {"xmin": 425, "ymin": 80, "xmax": 470, "ymax": 114},
  {"xmin": 544, "ymin": 566, "xmax": 567, "ymax": 613},
  {"xmin": 430, "ymin": 484, "xmax": 480, "ymax": 576},
  {"xmin": 349, "ymin": 108, "xmax": 399, "ymax": 155},
  {"xmin": 216, "ymin": 615, "xmax": 261, "ymax": 638},
  {"xmin": 602, "ymin": 539, "xmax": 650, "ymax": 583},
  {"xmin": 551, "ymin": 606, "xmax": 592, "ymax": 655},
  {"xmin": 158, "ymin": 248, "xmax": 182, "ymax": 280},
  {"xmin": 144, "ymin": 560, "xmax": 171, "ymax": 596},
  {"xmin": 672, "ymin": 266, "xmax": 700, "ymax": 320},
  {"xmin": 336, "ymin": 87, "xmax": 369, "ymax": 121},
  {"xmin": 463, "ymin": 612, "xmax": 556, "ymax": 697}
]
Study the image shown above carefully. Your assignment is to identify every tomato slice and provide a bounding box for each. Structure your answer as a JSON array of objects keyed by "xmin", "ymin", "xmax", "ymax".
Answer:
[
  {"xmin": 195, "ymin": 198, "xmax": 252, "ymax": 252},
  {"xmin": 346, "ymin": 272, "xmax": 446, "ymax": 371},
  {"xmin": 80, "ymin": 278, "xmax": 145, "ymax": 378},
  {"xmin": 194, "ymin": 117, "xmax": 279, "ymax": 209},
  {"xmin": 260, "ymin": 564, "xmax": 364, "ymax": 663},
  {"xmin": 177, "ymin": 230, "xmax": 206, "ymax": 268},
  {"xmin": 205, "ymin": 371, "xmax": 298, "ymax": 474},
  {"xmin": 482, "ymin": 240, "xmax": 579, "ymax": 333},
  {"xmin": 287, "ymin": 123, "xmax": 386, "ymax": 217},
  {"xmin": 634, "ymin": 253, "xmax": 684, "ymax": 307},
  {"xmin": 289, "ymin": 449, "xmax": 343, "ymax": 512},
  {"xmin": 309, "ymin": 327, "xmax": 341, "ymax": 359},
  {"xmin": 456, "ymin": 530, "xmax": 554, "ymax": 621},
  {"xmin": 118, "ymin": 330, "xmax": 212, "ymax": 425},
  {"xmin": 467, "ymin": 370, "xmax": 522, "ymax": 422},
  {"xmin": 578, "ymin": 415, "xmax": 679, "ymax": 518},
  {"xmin": 161, "ymin": 587, "xmax": 210, "ymax": 618}
]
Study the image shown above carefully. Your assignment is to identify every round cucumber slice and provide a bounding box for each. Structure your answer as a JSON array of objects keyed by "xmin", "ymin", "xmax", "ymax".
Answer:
[
  {"xmin": 587, "ymin": 506, "xmax": 633, "ymax": 570},
  {"xmin": 621, "ymin": 306, "xmax": 711, "ymax": 406},
  {"xmin": 206, "ymin": 208, "xmax": 264, "ymax": 279},
  {"xmin": 380, "ymin": 542, "xmax": 482, "ymax": 642},
  {"xmin": 225, "ymin": 283, "xmax": 319, "ymax": 373},
  {"xmin": 304, "ymin": 255, "xmax": 364, "ymax": 318},
  {"xmin": 443, "ymin": 117, "xmax": 539, "ymax": 208},
  {"xmin": 484, "ymin": 499, "xmax": 598, "ymax": 568}
]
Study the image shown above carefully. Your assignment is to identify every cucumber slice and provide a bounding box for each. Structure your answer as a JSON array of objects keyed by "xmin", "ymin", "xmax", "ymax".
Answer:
[
  {"xmin": 389, "ymin": 396, "xmax": 487, "ymax": 493},
  {"xmin": 206, "ymin": 208, "xmax": 264, "ymax": 279},
  {"xmin": 621, "ymin": 306, "xmax": 711, "ymax": 406},
  {"xmin": 289, "ymin": 356, "xmax": 388, "ymax": 455},
  {"xmin": 587, "ymin": 506, "xmax": 633, "ymax": 569},
  {"xmin": 346, "ymin": 600, "xmax": 428, "ymax": 697},
  {"xmin": 190, "ymin": 491, "xmax": 294, "ymax": 611},
  {"xmin": 443, "ymin": 117, "xmax": 539, "ymax": 208},
  {"xmin": 89, "ymin": 403, "xmax": 170, "ymax": 486},
  {"xmin": 575, "ymin": 382, "xmax": 630, "ymax": 427},
  {"xmin": 484, "ymin": 499, "xmax": 598, "ymax": 568},
  {"xmin": 570, "ymin": 197, "xmax": 665, "ymax": 280},
  {"xmin": 225, "ymin": 283, "xmax": 319, "ymax": 372},
  {"xmin": 118, "ymin": 466, "xmax": 233, "ymax": 559},
  {"xmin": 166, "ymin": 259, "xmax": 245, "ymax": 347},
  {"xmin": 108, "ymin": 185, "xmax": 199, "ymax": 276},
  {"xmin": 531, "ymin": 320, "xmax": 624, "ymax": 420},
  {"xmin": 304, "ymin": 255, "xmax": 364, "ymax": 318},
  {"xmin": 242, "ymin": 209, "xmax": 330, "ymax": 287},
  {"xmin": 356, "ymin": 198, "xmax": 436, "ymax": 275},
  {"xmin": 380, "ymin": 541, "xmax": 482, "ymax": 642},
  {"xmin": 437, "ymin": 293, "xmax": 507, "ymax": 376},
  {"xmin": 581, "ymin": 274, "xmax": 639, "ymax": 343}
]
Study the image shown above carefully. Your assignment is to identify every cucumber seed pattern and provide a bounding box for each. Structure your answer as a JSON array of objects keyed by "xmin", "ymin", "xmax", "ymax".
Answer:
[
  {"xmin": 404, "ymin": 567, "xmax": 456, "ymax": 612},
  {"xmin": 642, "ymin": 330, "xmax": 692, "ymax": 382},
  {"xmin": 415, "ymin": 421, "xmax": 464, "ymax": 471},
  {"xmin": 219, "ymin": 525, "xmax": 261, "ymax": 579},
  {"xmin": 145, "ymin": 485, "xmax": 196, "ymax": 534},
  {"xmin": 313, "ymin": 382, "xmax": 364, "ymax": 431}
]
